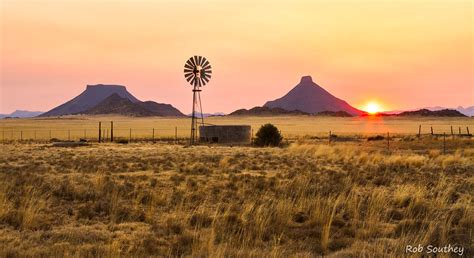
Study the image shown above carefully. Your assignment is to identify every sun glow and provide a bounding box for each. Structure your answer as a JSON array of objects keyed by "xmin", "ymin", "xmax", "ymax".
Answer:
[{"xmin": 365, "ymin": 102, "xmax": 381, "ymax": 114}]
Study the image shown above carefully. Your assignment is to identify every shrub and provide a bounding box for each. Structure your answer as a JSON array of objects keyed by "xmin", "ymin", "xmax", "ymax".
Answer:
[
  {"xmin": 367, "ymin": 135, "xmax": 384, "ymax": 141},
  {"xmin": 254, "ymin": 123, "xmax": 283, "ymax": 147},
  {"xmin": 115, "ymin": 138, "xmax": 129, "ymax": 144}
]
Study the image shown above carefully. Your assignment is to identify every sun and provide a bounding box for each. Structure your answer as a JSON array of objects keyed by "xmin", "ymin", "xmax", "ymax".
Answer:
[{"xmin": 365, "ymin": 102, "xmax": 381, "ymax": 114}]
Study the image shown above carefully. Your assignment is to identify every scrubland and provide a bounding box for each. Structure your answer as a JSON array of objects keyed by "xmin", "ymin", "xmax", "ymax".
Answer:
[{"xmin": 0, "ymin": 137, "xmax": 472, "ymax": 257}]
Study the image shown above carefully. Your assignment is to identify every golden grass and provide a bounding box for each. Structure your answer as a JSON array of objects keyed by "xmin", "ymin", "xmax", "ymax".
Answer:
[
  {"xmin": 0, "ymin": 139, "xmax": 472, "ymax": 257},
  {"xmin": 0, "ymin": 115, "xmax": 472, "ymax": 140}
]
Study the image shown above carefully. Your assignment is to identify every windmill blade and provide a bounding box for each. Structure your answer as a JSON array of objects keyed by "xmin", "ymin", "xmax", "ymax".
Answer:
[
  {"xmin": 188, "ymin": 57, "xmax": 196, "ymax": 67},
  {"xmin": 202, "ymin": 67, "xmax": 212, "ymax": 74},
  {"xmin": 184, "ymin": 68, "xmax": 194, "ymax": 73},
  {"xmin": 184, "ymin": 63, "xmax": 194, "ymax": 70},
  {"xmin": 186, "ymin": 75, "xmax": 193, "ymax": 83},
  {"xmin": 201, "ymin": 70, "xmax": 210, "ymax": 78},
  {"xmin": 185, "ymin": 73, "xmax": 194, "ymax": 80},
  {"xmin": 186, "ymin": 59, "xmax": 194, "ymax": 66},
  {"xmin": 186, "ymin": 58, "xmax": 194, "ymax": 66},
  {"xmin": 201, "ymin": 60, "xmax": 210, "ymax": 69},
  {"xmin": 197, "ymin": 56, "xmax": 202, "ymax": 67},
  {"xmin": 202, "ymin": 64, "xmax": 212, "ymax": 71},
  {"xmin": 201, "ymin": 57, "xmax": 208, "ymax": 66},
  {"xmin": 202, "ymin": 75, "xmax": 210, "ymax": 83},
  {"xmin": 193, "ymin": 56, "xmax": 199, "ymax": 67}
]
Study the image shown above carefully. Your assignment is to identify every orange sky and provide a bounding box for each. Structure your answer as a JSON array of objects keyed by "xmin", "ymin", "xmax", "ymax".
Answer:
[{"xmin": 0, "ymin": 0, "xmax": 472, "ymax": 114}]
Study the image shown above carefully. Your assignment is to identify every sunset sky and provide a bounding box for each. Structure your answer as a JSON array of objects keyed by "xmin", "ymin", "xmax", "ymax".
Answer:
[{"xmin": 0, "ymin": 0, "xmax": 472, "ymax": 114}]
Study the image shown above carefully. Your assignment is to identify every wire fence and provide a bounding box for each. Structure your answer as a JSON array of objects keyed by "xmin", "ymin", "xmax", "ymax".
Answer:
[{"xmin": 0, "ymin": 127, "xmax": 188, "ymax": 143}]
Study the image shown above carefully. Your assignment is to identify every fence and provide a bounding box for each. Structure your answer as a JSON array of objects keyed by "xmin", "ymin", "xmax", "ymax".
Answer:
[{"xmin": 0, "ymin": 121, "xmax": 188, "ymax": 143}]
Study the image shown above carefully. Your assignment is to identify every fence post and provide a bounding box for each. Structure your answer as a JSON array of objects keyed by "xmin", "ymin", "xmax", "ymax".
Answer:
[
  {"xmin": 152, "ymin": 128, "xmax": 155, "ymax": 143},
  {"xmin": 443, "ymin": 132, "xmax": 446, "ymax": 154},
  {"xmin": 110, "ymin": 121, "xmax": 114, "ymax": 142},
  {"xmin": 175, "ymin": 126, "xmax": 178, "ymax": 143},
  {"xmin": 49, "ymin": 130, "xmax": 51, "ymax": 141},
  {"xmin": 430, "ymin": 127, "xmax": 433, "ymax": 135},
  {"xmin": 418, "ymin": 125, "xmax": 421, "ymax": 137},
  {"xmin": 459, "ymin": 127, "xmax": 461, "ymax": 135},
  {"xmin": 129, "ymin": 128, "xmax": 132, "ymax": 143},
  {"xmin": 467, "ymin": 127, "xmax": 470, "ymax": 135},
  {"xmin": 99, "ymin": 122, "xmax": 102, "ymax": 143},
  {"xmin": 387, "ymin": 132, "xmax": 390, "ymax": 152},
  {"xmin": 20, "ymin": 131, "xmax": 23, "ymax": 142},
  {"xmin": 450, "ymin": 126, "xmax": 453, "ymax": 136}
]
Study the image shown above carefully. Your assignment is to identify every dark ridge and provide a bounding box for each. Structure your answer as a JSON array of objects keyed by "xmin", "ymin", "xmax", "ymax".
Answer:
[
  {"xmin": 397, "ymin": 109, "xmax": 466, "ymax": 117},
  {"xmin": 229, "ymin": 106, "xmax": 310, "ymax": 116},
  {"xmin": 314, "ymin": 111, "xmax": 353, "ymax": 117},
  {"xmin": 83, "ymin": 93, "xmax": 185, "ymax": 117}
]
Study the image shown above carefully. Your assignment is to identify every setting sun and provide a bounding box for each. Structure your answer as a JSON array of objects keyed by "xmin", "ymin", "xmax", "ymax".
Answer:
[{"xmin": 365, "ymin": 102, "xmax": 381, "ymax": 114}]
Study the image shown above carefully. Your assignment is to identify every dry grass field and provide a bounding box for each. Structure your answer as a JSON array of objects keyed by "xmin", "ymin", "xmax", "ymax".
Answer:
[
  {"xmin": 1, "ymin": 115, "xmax": 473, "ymax": 141},
  {"xmin": 0, "ymin": 116, "xmax": 473, "ymax": 257}
]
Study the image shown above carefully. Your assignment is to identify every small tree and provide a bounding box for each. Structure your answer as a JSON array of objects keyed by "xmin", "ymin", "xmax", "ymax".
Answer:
[{"xmin": 254, "ymin": 123, "xmax": 283, "ymax": 147}]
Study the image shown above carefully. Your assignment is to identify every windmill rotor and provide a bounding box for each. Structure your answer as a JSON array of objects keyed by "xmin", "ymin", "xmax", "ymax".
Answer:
[{"xmin": 184, "ymin": 56, "xmax": 212, "ymax": 87}]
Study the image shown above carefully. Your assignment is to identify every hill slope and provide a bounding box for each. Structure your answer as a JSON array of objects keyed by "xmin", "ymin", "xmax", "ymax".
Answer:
[
  {"xmin": 40, "ymin": 84, "xmax": 184, "ymax": 117},
  {"xmin": 83, "ymin": 94, "xmax": 155, "ymax": 116},
  {"xmin": 40, "ymin": 84, "xmax": 141, "ymax": 116},
  {"xmin": 138, "ymin": 101, "xmax": 185, "ymax": 117},
  {"xmin": 83, "ymin": 94, "xmax": 184, "ymax": 117},
  {"xmin": 264, "ymin": 76, "xmax": 364, "ymax": 116}
]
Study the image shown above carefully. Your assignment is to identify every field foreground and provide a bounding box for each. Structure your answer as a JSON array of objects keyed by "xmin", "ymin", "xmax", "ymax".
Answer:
[{"xmin": 0, "ymin": 141, "xmax": 472, "ymax": 257}]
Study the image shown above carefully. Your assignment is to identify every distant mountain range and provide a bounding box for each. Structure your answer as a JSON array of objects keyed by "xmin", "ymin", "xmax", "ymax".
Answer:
[
  {"xmin": 4, "ymin": 79, "xmax": 472, "ymax": 118},
  {"xmin": 383, "ymin": 106, "xmax": 473, "ymax": 117},
  {"xmin": 229, "ymin": 106, "xmax": 354, "ymax": 117},
  {"xmin": 187, "ymin": 112, "xmax": 226, "ymax": 118},
  {"xmin": 396, "ymin": 109, "xmax": 466, "ymax": 117},
  {"xmin": 263, "ymin": 76, "xmax": 365, "ymax": 116},
  {"xmin": 0, "ymin": 110, "xmax": 43, "ymax": 118},
  {"xmin": 39, "ymin": 84, "xmax": 184, "ymax": 117},
  {"xmin": 229, "ymin": 106, "xmax": 310, "ymax": 116},
  {"xmin": 425, "ymin": 106, "xmax": 474, "ymax": 117}
]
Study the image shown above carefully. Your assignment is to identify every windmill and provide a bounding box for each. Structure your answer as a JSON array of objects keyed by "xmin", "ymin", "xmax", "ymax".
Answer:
[{"xmin": 184, "ymin": 56, "xmax": 212, "ymax": 144}]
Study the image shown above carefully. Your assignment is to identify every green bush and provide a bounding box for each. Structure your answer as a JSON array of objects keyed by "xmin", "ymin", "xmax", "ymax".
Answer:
[{"xmin": 254, "ymin": 123, "xmax": 282, "ymax": 147}]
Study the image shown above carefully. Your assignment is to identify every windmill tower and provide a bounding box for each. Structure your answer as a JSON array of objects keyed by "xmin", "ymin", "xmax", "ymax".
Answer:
[{"xmin": 184, "ymin": 56, "xmax": 212, "ymax": 144}]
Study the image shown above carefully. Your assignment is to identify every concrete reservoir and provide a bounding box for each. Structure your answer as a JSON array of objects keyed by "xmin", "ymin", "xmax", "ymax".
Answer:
[{"xmin": 199, "ymin": 125, "xmax": 251, "ymax": 144}]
